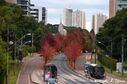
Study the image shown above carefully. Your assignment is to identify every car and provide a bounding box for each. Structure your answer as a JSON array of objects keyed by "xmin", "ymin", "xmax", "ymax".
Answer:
[
  {"xmin": 47, "ymin": 78, "xmax": 57, "ymax": 84},
  {"xmin": 43, "ymin": 63, "xmax": 57, "ymax": 82},
  {"xmin": 87, "ymin": 64, "xmax": 105, "ymax": 79}
]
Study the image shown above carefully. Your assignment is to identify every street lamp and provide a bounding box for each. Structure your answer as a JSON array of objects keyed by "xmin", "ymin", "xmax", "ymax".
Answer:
[
  {"xmin": 94, "ymin": 41, "xmax": 107, "ymax": 64},
  {"xmin": 121, "ymin": 34, "xmax": 126, "ymax": 76},
  {"xmin": 6, "ymin": 33, "xmax": 32, "ymax": 84}
]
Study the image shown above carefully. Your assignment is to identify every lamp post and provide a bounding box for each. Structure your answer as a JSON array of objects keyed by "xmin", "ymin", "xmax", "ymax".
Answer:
[
  {"xmin": 6, "ymin": 33, "xmax": 32, "ymax": 84},
  {"xmin": 121, "ymin": 34, "xmax": 125, "ymax": 76},
  {"xmin": 94, "ymin": 41, "xmax": 106, "ymax": 64},
  {"xmin": 96, "ymin": 40, "xmax": 113, "ymax": 73}
]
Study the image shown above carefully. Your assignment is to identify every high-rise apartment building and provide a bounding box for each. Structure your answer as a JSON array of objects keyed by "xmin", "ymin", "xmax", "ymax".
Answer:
[
  {"xmin": 64, "ymin": 8, "xmax": 85, "ymax": 29},
  {"xmin": 109, "ymin": 0, "xmax": 127, "ymax": 18},
  {"xmin": 5, "ymin": 0, "xmax": 17, "ymax": 3},
  {"xmin": 42, "ymin": 7, "xmax": 47, "ymax": 24},
  {"xmin": 30, "ymin": 4, "xmax": 39, "ymax": 21},
  {"xmin": 17, "ymin": 0, "xmax": 31, "ymax": 16},
  {"xmin": 109, "ymin": 0, "xmax": 116, "ymax": 18},
  {"xmin": 6, "ymin": 0, "xmax": 31, "ymax": 16},
  {"xmin": 64, "ymin": 8, "xmax": 73, "ymax": 27},
  {"xmin": 116, "ymin": 0, "xmax": 127, "ymax": 10},
  {"xmin": 92, "ymin": 14, "xmax": 107, "ymax": 34},
  {"xmin": 72, "ymin": 10, "xmax": 85, "ymax": 29}
]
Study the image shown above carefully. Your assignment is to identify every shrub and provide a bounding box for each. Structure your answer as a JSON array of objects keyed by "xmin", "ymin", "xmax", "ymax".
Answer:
[{"xmin": 98, "ymin": 51, "xmax": 117, "ymax": 70}]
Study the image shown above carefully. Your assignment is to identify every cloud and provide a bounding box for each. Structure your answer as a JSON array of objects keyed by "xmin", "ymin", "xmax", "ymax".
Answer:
[{"xmin": 31, "ymin": 0, "xmax": 109, "ymax": 30}]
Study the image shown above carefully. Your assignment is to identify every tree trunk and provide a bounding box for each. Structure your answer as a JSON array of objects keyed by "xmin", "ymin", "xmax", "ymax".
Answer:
[
  {"xmin": 74, "ymin": 59, "xmax": 76, "ymax": 69},
  {"xmin": 45, "ymin": 56, "xmax": 47, "ymax": 64}
]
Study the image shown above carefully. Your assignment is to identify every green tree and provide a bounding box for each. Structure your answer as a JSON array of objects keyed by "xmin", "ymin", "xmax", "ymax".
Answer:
[
  {"xmin": 0, "ymin": 0, "xmax": 5, "ymax": 4},
  {"xmin": 34, "ymin": 22, "xmax": 48, "ymax": 50},
  {"xmin": 96, "ymin": 9, "xmax": 127, "ymax": 60},
  {"xmin": 0, "ymin": 37, "xmax": 8, "ymax": 84}
]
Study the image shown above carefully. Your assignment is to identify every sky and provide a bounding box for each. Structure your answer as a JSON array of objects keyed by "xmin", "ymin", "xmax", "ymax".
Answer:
[{"xmin": 31, "ymin": 0, "xmax": 109, "ymax": 31}]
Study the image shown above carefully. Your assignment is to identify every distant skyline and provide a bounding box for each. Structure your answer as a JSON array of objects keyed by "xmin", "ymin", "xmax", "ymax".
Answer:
[{"xmin": 31, "ymin": 0, "xmax": 109, "ymax": 31}]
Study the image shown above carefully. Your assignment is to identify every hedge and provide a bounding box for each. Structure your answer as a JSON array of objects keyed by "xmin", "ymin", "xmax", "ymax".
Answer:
[
  {"xmin": 98, "ymin": 52, "xmax": 117, "ymax": 70},
  {"xmin": 0, "ymin": 69, "xmax": 6, "ymax": 84}
]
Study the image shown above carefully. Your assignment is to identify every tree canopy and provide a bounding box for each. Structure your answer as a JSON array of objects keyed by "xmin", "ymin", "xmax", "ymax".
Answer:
[{"xmin": 96, "ymin": 9, "xmax": 127, "ymax": 60}]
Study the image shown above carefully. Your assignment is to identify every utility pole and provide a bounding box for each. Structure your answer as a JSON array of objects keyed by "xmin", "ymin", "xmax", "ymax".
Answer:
[
  {"xmin": 6, "ymin": 28, "xmax": 9, "ymax": 84},
  {"xmin": 14, "ymin": 34, "xmax": 16, "ymax": 75},
  {"xmin": 94, "ymin": 47, "xmax": 97, "ymax": 64},
  {"xmin": 111, "ymin": 40, "xmax": 113, "ymax": 73},
  {"xmin": 31, "ymin": 33, "xmax": 33, "ymax": 47},
  {"xmin": 121, "ymin": 34, "xmax": 124, "ymax": 76}
]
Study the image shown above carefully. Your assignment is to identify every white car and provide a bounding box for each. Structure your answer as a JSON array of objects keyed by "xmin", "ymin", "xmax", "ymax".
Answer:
[{"xmin": 47, "ymin": 78, "xmax": 57, "ymax": 84}]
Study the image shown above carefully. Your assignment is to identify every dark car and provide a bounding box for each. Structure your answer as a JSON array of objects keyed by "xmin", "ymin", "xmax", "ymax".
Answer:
[
  {"xmin": 87, "ymin": 64, "xmax": 105, "ymax": 79},
  {"xmin": 43, "ymin": 63, "xmax": 57, "ymax": 81}
]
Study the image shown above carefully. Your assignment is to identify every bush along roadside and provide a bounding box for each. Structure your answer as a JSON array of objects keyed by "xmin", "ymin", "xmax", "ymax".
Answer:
[{"xmin": 97, "ymin": 50, "xmax": 117, "ymax": 70}]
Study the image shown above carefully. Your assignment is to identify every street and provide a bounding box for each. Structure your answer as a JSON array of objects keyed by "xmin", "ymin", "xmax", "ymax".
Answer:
[
  {"xmin": 17, "ymin": 53, "xmax": 97, "ymax": 84},
  {"xmin": 50, "ymin": 53, "xmax": 97, "ymax": 84},
  {"xmin": 17, "ymin": 53, "xmax": 127, "ymax": 84}
]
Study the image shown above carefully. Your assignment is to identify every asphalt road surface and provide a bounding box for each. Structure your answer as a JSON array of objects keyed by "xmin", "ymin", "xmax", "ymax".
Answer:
[
  {"xmin": 50, "ymin": 53, "xmax": 97, "ymax": 84},
  {"xmin": 17, "ymin": 54, "xmax": 43, "ymax": 84}
]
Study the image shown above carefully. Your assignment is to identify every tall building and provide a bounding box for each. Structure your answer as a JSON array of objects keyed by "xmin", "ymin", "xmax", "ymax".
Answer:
[
  {"xmin": 92, "ymin": 14, "xmax": 107, "ymax": 34},
  {"xmin": 116, "ymin": 0, "xmax": 127, "ymax": 10},
  {"xmin": 92, "ymin": 15, "xmax": 97, "ymax": 34},
  {"xmin": 109, "ymin": 0, "xmax": 116, "ymax": 18},
  {"xmin": 5, "ymin": 0, "xmax": 17, "ymax": 3},
  {"xmin": 72, "ymin": 10, "xmax": 85, "ymax": 29},
  {"xmin": 17, "ymin": 0, "xmax": 31, "ymax": 16},
  {"xmin": 6, "ymin": 0, "xmax": 32, "ymax": 16},
  {"xmin": 30, "ymin": 4, "xmax": 39, "ymax": 21},
  {"xmin": 42, "ymin": 7, "xmax": 47, "ymax": 24},
  {"xmin": 109, "ymin": 0, "xmax": 127, "ymax": 18},
  {"xmin": 64, "ymin": 8, "xmax": 73, "ymax": 27}
]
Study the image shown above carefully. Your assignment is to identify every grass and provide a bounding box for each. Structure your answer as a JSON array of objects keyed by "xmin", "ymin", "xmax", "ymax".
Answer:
[{"xmin": 8, "ymin": 62, "xmax": 21, "ymax": 84}]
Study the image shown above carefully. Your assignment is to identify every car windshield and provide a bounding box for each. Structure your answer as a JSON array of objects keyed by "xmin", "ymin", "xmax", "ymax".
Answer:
[{"xmin": 95, "ymin": 66, "xmax": 105, "ymax": 73}]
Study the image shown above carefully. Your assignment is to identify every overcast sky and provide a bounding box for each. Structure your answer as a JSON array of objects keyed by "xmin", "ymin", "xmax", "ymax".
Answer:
[{"xmin": 31, "ymin": 0, "xmax": 109, "ymax": 31}]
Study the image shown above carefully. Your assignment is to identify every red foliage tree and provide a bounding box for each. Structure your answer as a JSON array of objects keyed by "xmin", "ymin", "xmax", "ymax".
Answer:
[
  {"xmin": 41, "ymin": 32, "xmax": 56, "ymax": 48},
  {"xmin": 63, "ymin": 28, "xmax": 84, "ymax": 50},
  {"xmin": 54, "ymin": 34, "xmax": 64, "ymax": 52},
  {"xmin": 39, "ymin": 33, "xmax": 56, "ymax": 64},
  {"xmin": 64, "ymin": 42, "xmax": 82, "ymax": 68},
  {"xmin": 41, "ymin": 41, "xmax": 56, "ymax": 64}
]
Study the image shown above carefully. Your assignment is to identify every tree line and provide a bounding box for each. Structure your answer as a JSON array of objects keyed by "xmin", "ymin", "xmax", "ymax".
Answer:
[
  {"xmin": 0, "ymin": 1, "xmax": 47, "ymax": 83},
  {"xmin": 39, "ymin": 28, "xmax": 94, "ymax": 68},
  {"xmin": 96, "ymin": 9, "xmax": 127, "ymax": 62}
]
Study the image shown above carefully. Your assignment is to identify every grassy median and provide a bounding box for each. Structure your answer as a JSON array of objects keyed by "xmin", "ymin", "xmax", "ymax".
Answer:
[{"xmin": 8, "ymin": 62, "xmax": 21, "ymax": 84}]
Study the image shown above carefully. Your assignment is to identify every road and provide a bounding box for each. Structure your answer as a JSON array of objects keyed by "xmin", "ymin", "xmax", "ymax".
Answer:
[
  {"xmin": 17, "ymin": 54, "xmax": 43, "ymax": 84},
  {"xmin": 51, "ymin": 53, "xmax": 97, "ymax": 84},
  {"xmin": 17, "ymin": 53, "xmax": 97, "ymax": 84}
]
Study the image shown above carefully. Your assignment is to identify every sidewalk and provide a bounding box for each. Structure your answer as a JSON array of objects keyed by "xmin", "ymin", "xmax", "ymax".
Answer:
[{"xmin": 30, "ymin": 70, "xmax": 44, "ymax": 84}]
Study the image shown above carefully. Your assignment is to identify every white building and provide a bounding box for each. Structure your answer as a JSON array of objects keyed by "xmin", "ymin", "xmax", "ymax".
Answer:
[
  {"xmin": 30, "ymin": 4, "xmax": 39, "ymax": 21},
  {"xmin": 58, "ymin": 20, "xmax": 67, "ymax": 36},
  {"xmin": 92, "ymin": 14, "xmax": 108, "ymax": 34},
  {"xmin": 64, "ymin": 8, "xmax": 73, "ymax": 27},
  {"xmin": 6, "ymin": 0, "xmax": 31, "ymax": 16},
  {"xmin": 72, "ymin": 10, "xmax": 85, "ymax": 29}
]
